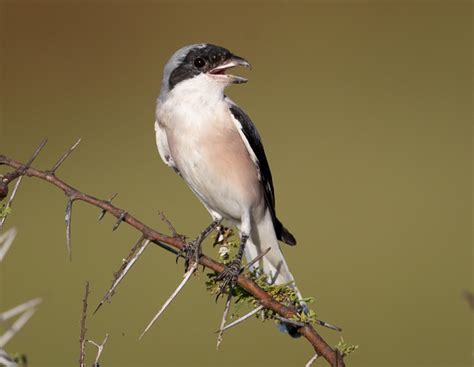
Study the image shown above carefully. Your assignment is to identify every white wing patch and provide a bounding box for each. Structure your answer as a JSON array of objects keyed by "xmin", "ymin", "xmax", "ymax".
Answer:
[
  {"xmin": 154, "ymin": 120, "xmax": 176, "ymax": 168},
  {"xmin": 228, "ymin": 111, "xmax": 262, "ymax": 181}
]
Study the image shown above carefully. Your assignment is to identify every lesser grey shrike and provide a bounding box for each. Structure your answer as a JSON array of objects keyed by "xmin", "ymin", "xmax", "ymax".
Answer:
[{"xmin": 155, "ymin": 44, "xmax": 304, "ymax": 335}]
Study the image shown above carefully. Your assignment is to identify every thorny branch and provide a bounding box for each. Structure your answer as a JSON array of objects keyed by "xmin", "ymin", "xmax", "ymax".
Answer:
[
  {"xmin": 87, "ymin": 334, "xmax": 109, "ymax": 367},
  {"xmin": 79, "ymin": 282, "xmax": 109, "ymax": 367},
  {"xmin": 0, "ymin": 142, "xmax": 345, "ymax": 367},
  {"xmin": 79, "ymin": 282, "xmax": 89, "ymax": 367}
]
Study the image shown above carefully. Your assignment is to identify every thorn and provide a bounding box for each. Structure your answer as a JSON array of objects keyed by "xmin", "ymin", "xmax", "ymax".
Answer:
[
  {"xmin": 139, "ymin": 263, "xmax": 197, "ymax": 340},
  {"xmin": 0, "ymin": 297, "xmax": 42, "ymax": 322},
  {"xmin": 0, "ymin": 228, "xmax": 17, "ymax": 263},
  {"xmin": 305, "ymin": 352, "xmax": 319, "ymax": 367},
  {"xmin": 94, "ymin": 238, "xmax": 149, "ymax": 314},
  {"xmin": 215, "ymin": 305, "xmax": 264, "ymax": 333},
  {"xmin": 98, "ymin": 192, "xmax": 118, "ymax": 221},
  {"xmin": 0, "ymin": 298, "xmax": 42, "ymax": 347},
  {"xmin": 216, "ymin": 291, "xmax": 232, "ymax": 350},
  {"xmin": 50, "ymin": 138, "xmax": 81, "ymax": 174},
  {"xmin": 0, "ymin": 307, "xmax": 39, "ymax": 348},
  {"xmin": 151, "ymin": 240, "xmax": 179, "ymax": 256},
  {"xmin": 243, "ymin": 247, "xmax": 271, "ymax": 271},
  {"xmin": 112, "ymin": 211, "xmax": 127, "ymax": 231},
  {"xmin": 24, "ymin": 138, "xmax": 48, "ymax": 170},
  {"xmin": 65, "ymin": 198, "xmax": 74, "ymax": 261},
  {"xmin": 274, "ymin": 314, "xmax": 305, "ymax": 328},
  {"xmin": 315, "ymin": 318, "xmax": 342, "ymax": 332}
]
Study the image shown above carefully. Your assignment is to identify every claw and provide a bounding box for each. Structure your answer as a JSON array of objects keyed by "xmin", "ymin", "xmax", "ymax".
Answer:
[
  {"xmin": 177, "ymin": 220, "xmax": 220, "ymax": 272},
  {"xmin": 183, "ymin": 240, "xmax": 200, "ymax": 272},
  {"xmin": 175, "ymin": 240, "xmax": 200, "ymax": 272},
  {"xmin": 215, "ymin": 259, "xmax": 242, "ymax": 299}
]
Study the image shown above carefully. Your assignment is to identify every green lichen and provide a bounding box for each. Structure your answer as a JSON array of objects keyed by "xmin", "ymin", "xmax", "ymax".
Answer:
[
  {"xmin": 0, "ymin": 205, "xmax": 12, "ymax": 218},
  {"xmin": 291, "ymin": 308, "xmax": 318, "ymax": 324},
  {"xmin": 335, "ymin": 336, "xmax": 359, "ymax": 356},
  {"xmin": 206, "ymin": 229, "xmax": 322, "ymax": 326}
]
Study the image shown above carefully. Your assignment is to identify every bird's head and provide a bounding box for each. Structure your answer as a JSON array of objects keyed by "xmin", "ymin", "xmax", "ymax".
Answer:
[{"xmin": 161, "ymin": 44, "xmax": 251, "ymax": 94}]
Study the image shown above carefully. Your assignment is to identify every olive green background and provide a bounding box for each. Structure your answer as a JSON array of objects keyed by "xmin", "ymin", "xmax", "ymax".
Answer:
[{"xmin": 0, "ymin": 1, "xmax": 471, "ymax": 366}]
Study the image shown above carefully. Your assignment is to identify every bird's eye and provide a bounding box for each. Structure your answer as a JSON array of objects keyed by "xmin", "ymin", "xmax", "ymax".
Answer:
[{"xmin": 194, "ymin": 58, "xmax": 205, "ymax": 68}]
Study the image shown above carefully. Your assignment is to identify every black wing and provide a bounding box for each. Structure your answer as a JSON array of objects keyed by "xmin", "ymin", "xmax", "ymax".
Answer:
[{"xmin": 226, "ymin": 98, "xmax": 296, "ymax": 246}]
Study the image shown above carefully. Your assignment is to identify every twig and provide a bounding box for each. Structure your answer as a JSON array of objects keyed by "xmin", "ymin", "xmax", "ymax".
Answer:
[
  {"xmin": 79, "ymin": 282, "xmax": 89, "ymax": 367},
  {"xmin": 94, "ymin": 238, "xmax": 150, "ymax": 314},
  {"xmin": 49, "ymin": 138, "xmax": 81, "ymax": 174},
  {"xmin": 216, "ymin": 305, "xmax": 264, "ymax": 333},
  {"xmin": 0, "ymin": 228, "xmax": 17, "ymax": 263},
  {"xmin": 87, "ymin": 334, "xmax": 109, "ymax": 367},
  {"xmin": 216, "ymin": 292, "xmax": 232, "ymax": 350},
  {"xmin": 158, "ymin": 211, "xmax": 180, "ymax": 238},
  {"xmin": 305, "ymin": 352, "xmax": 319, "ymax": 367},
  {"xmin": 139, "ymin": 262, "xmax": 198, "ymax": 340},
  {"xmin": 0, "ymin": 151, "xmax": 345, "ymax": 367}
]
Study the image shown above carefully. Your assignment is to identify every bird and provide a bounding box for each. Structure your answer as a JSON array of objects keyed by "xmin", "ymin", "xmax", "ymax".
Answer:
[{"xmin": 154, "ymin": 44, "xmax": 304, "ymax": 335}]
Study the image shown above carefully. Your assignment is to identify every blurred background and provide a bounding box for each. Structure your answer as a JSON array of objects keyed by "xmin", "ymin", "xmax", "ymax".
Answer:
[{"xmin": 0, "ymin": 1, "xmax": 471, "ymax": 366}]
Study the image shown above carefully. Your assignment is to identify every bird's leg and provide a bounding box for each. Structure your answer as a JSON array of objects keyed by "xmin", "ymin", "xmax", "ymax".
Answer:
[
  {"xmin": 216, "ymin": 234, "xmax": 248, "ymax": 298},
  {"xmin": 179, "ymin": 219, "xmax": 221, "ymax": 272}
]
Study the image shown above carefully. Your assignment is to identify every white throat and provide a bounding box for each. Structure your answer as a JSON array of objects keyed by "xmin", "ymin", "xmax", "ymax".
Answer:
[
  {"xmin": 159, "ymin": 74, "xmax": 227, "ymax": 105},
  {"xmin": 157, "ymin": 73, "xmax": 230, "ymax": 131}
]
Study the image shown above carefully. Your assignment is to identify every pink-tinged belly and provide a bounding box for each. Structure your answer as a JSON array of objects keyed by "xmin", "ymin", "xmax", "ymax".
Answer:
[{"xmin": 169, "ymin": 127, "xmax": 264, "ymax": 221}]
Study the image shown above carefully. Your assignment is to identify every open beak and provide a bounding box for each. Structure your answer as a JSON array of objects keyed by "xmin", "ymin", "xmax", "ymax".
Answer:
[{"xmin": 208, "ymin": 55, "xmax": 251, "ymax": 84}]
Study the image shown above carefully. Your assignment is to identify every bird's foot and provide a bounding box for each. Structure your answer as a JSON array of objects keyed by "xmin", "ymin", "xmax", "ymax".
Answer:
[
  {"xmin": 215, "ymin": 259, "xmax": 242, "ymax": 299},
  {"xmin": 177, "ymin": 219, "xmax": 221, "ymax": 272},
  {"xmin": 177, "ymin": 239, "xmax": 201, "ymax": 273}
]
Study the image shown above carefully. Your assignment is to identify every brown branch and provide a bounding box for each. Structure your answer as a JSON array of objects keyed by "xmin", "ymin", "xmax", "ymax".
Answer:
[{"xmin": 0, "ymin": 152, "xmax": 345, "ymax": 367}]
